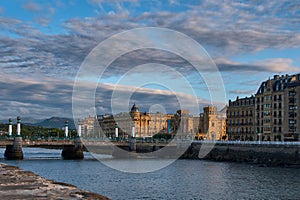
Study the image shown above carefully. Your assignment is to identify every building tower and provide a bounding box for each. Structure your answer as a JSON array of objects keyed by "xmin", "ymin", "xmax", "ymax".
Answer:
[
  {"xmin": 203, "ymin": 106, "xmax": 218, "ymax": 140},
  {"xmin": 130, "ymin": 102, "xmax": 140, "ymax": 137}
]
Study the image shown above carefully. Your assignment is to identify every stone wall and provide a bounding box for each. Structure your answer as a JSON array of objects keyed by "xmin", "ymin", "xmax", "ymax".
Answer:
[{"xmin": 181, "ymin": 142, "xmax": 300, "ymax": 167}]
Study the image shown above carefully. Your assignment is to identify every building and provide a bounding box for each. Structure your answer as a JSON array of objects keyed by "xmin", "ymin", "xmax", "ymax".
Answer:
[
  {"xmin": 98, "ymin": 103, "xmax": 173, "ymax": 138},
  {"xmin": 169, "ymin": 110, "xmax": 195, "ymax": 138},
  {"xmin": 227, "ymin": 73, "xmax": 300, "ymax": 141},
  {"xmin": 226, "ymin": 96, "xmax": 255, "ymax": 141},
  {"xmin": 198, "ymin": 106, "xmax": 227, "ymax": 140},
  {"xmin": 95, "ymin": 103, "xmax": 227, "ymax": 140},
  {"xmin": 81, "ymin": 116, "xmax": 102, "ymax": 138}
]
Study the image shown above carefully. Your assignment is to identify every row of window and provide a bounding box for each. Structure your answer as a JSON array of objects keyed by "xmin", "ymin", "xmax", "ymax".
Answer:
[
  {"xmin": 227, "ymin": 110, "xmax": 253, "ymax": 117},
  {"xmin": 256, "ymin": 103, "xmax": 282, "ymax": 110},
  {"xmin": 256, "ymin": 94, "xmax": 283, "ymax": 103},
  {"xmin": 256, "ymin": 118, "xmax": 282, "ymax": 125},
  {"xmin": 256, "ymin": 126, "xmax": 282, "ymax": 133}
]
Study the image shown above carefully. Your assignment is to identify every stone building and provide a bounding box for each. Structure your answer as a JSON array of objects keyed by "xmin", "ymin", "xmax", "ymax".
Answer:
[
  {"xmin": 169, "ymin": 110, "xmax": 195, "ymax": 138},
  {"xmin": 95, "ymin": 103, "xmax": 227, "ymax": 140},
  {"xmin": 227, "ymin": 73, "xmax": 300, "ymax": 141},
  {"xmin": 198, "ymin": 106, "xmax": 227, "ymax": 140},
  {"xmin": 98, "ymin": 103, "xmax": 173, "ymax": 138},
  {"xmin": 226, "ymin": 96, "xmax": 255, "ymax": 141},
  {"xmin": 81, "ymin": 116, "xmax": 101, "ymax": 138}
]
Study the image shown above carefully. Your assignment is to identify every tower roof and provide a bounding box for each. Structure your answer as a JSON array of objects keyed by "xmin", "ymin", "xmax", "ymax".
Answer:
[{"xmin": 130, "ymin": 102, "xmax": 139, "ymax": 112}]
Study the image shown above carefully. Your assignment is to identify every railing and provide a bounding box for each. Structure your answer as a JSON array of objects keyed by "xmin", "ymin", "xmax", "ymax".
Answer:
[{"xmin": 193, "ymin": 140, "xmax": 300, "ymax": 145}]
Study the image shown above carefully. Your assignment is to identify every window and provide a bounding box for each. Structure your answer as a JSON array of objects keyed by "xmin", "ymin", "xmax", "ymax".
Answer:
[
  {"xmin": 264, "ymin": 111, "xmax": 271, "ymax": 116},
  {"xmin": 264, "ymin": 95, "xmax": 271, "ymax": 100},
  {"xmin": 289, "ymin": 98, "xmax": 295, "ymax": 103},
  {"xmin": 289, "ymin": 119, "xmax": 296, "ymax": 124},
  {"xmin": 289, "ymin": 105, "xmax": 297, "ymax": 110},
  {"xmin": 274, "ymin": 103, "xmax": 277, "ymax": 109},
  {"xmin": 289, "ymin": 91, "xmax": 296, "ymax": 97},
  {"xmin": 274, "ymin": 111, "xmax": 277, "ymax": 117},
  {"xmin": 274, "ymin": 95, "xmax": 277, "ymax": 100},
  {"xmin": 289, "ymin": 112, "xmax": 297, "ymax": 118},
  {"xmin": 289, "ymin": 126, "xmax": 296, "ymax": 132}
]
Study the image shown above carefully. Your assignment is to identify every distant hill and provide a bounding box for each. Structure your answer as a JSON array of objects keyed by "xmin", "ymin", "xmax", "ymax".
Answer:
[
  {"xmin": 34, "ymin": 117, "xmax": 76, "ymax": 129},
  {"xmin": 0, "ymin": 117, "xmax": 44, "ymax": 125}
]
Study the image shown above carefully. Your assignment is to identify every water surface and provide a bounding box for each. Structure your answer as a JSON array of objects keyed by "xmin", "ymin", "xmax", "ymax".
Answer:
[{"xmin": 1, "ymin": 148, "xmax": 299, "ymax": 199}]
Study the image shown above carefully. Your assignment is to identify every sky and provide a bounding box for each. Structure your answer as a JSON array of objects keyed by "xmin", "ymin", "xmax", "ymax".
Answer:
[{"xmin": 0, "ymin": 0, "xmax": 300, "ymax": 120}]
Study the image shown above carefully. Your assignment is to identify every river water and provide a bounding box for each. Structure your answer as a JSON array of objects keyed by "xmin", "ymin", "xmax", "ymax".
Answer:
[{"xmin": 0, "ymin": 148, "xmax": 299, "ymax": 199}]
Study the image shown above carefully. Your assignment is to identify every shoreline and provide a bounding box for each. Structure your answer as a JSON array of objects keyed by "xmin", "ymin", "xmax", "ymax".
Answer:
[{"xmin": 0, "ymin": 163, "xmax": 110, "ymax": 200}]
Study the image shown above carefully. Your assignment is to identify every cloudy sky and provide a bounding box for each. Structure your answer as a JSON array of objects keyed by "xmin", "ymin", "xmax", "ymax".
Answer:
[{"xmin": 0, "ymin": 0, "xmax": 300, "ymax": 120}]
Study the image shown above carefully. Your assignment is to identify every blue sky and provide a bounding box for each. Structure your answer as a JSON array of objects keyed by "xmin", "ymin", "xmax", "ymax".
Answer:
[{"xmin": 0, "ymin": 0, "xmax": 300, "ymax": 119}]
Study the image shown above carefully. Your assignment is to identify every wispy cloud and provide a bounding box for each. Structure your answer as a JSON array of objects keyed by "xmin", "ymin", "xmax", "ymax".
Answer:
[
  {"xmin": 215, "ymin": 57, "xmax": 299, "ymax": 72},
  {"xmin": 1, "ymin": 1, "xmax": 300, "ymax": 118},
  {"xmin": 23, "ymin": 2, "xmax": 42, "ymax": 12}
]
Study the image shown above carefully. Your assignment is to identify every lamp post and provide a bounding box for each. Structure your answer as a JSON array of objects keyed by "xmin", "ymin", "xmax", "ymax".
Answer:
[
  {"xmin": 16, "ymin": 116, "xmax": 21, "ymax": 137},
  {"xmin": 8, "ymin": 118, "xmax": 12, "ymax": 137},
  {"xmin": 65, "ymin": 120, "xmax": 68, "ymax": 138},
  {"xmin": 78, "ymin": 120, "xmax": 82, "ymax": 137},
  {"xmin": 131, "ymin": 121, "xmax": 135, "ymax": 138},
  {"xmin": 115, "ymin": 123, "xmax": 118, "ymax": 139}
]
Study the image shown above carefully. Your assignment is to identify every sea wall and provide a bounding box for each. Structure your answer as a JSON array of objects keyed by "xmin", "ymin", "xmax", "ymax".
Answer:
[
  {"xmin": 0, "ymin": 163, "xmax": 110, "ymax": 199},
  {"xmin": 181, "ymin": 142, "xmax": 300, "ymax": 167}
]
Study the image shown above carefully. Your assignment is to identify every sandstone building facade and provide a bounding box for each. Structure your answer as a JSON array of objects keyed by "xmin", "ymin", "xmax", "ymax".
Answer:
[
  {"xmin": 227, "ymin": 73, "xmax": 300, "ymax": 141},
  {"xmin": 92, "ymin": 103, "xmax": 227, "ymax": 140}
]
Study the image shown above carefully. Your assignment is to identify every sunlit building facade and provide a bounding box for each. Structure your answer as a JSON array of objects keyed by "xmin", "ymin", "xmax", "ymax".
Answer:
[{"xmin": 227, "ymin": 73, "xmax": 300, "ymax": 141}]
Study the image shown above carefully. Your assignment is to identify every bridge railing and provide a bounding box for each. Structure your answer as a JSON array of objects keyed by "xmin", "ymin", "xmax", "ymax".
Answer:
[{"xmin": 193, "ymin": 140, "xmax": 300, "ymax": 146}]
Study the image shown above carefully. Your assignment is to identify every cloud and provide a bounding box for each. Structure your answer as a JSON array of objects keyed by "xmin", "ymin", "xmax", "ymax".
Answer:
[
  {"xmin": 22, "ymin": 2, "xmax": 55, "ymax": 25},
  {"xmin": 1, "ymin": 1, "xmax": 300, "ymax": 119},
  {"xmin": 1, "ymin": 1, "xmax": 299, "ymax": 80},
  {"xmin": 0, "ymin": 73, "xmax": 217, "ymax": 119},
  {"xmin": 215, "ymin": 57, "xmax": 299, "ymax": 72},
  {"xmin": 229, "ymin": 89, "xmax": 256, "ymax": 96},
  {"xmin": 23, "ymin": 2, "xmax": 42, "ymax": 12}
]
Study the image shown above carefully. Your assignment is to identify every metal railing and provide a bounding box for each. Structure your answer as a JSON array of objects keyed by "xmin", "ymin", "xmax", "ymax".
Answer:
[{"xmin": 193, "ymin": 140, "xmax": 300, "ymax": 145}]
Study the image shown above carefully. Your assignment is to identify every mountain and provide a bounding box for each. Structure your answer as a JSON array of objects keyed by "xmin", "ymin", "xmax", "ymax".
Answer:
[
  {"xmin": 34, "ymin": 117, "xmax": 76, "ymax": 129},
  {"xmin": 0, "ymin": 117, "xmax": 45, "ymax": 125}
]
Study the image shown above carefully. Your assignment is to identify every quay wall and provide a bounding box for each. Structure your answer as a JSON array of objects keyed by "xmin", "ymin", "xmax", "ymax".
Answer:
[{"xmin": 181, "ymin": 142, "xmax": 300, "ymax": 167}]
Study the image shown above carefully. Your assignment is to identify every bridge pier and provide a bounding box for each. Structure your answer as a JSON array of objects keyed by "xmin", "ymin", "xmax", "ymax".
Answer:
[
  {"xmin": 4, "ymin": 117, "xmax": 23, "ymax": 160},
  {"xmin": 129, "ymin": 138, "xmax": 136, "ymax": 152},
  {"xmin": 61, "ymin": 122, "xmax": 84, "ymax": 160}
]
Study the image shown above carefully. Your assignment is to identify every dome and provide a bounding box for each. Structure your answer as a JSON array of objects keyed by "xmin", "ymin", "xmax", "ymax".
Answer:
[{"xmin": 130, "ymin": 102, "xmax": 139, "ymax": 112}]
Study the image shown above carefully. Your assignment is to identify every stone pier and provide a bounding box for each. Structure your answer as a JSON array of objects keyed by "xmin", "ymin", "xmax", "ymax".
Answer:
[
  {"xmin": 4, "ymin": 117, "xmax": 23, "ymax": 160},
  {"xmin": 0, "ymin": 163, "xmax": 110, "ymax": 199},
  {"xmin": 129, "ymin": 138, "xmax": 136, "ymax": 152},
  {"xmin": 61, "ymin": 122, "xmax": 84, "ymax": 160}
]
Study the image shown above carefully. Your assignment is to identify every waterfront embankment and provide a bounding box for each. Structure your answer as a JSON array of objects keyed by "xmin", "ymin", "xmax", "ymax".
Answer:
[
  {"xmin": 181, "ymin": 141, "xmax": 300, "ymax": 167},
  {"xmin": 0, "ymin": 163, "xmax": 110, "ymax": 200}
]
